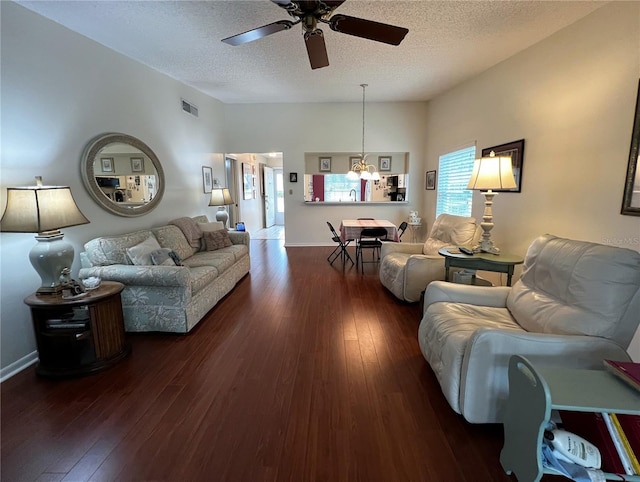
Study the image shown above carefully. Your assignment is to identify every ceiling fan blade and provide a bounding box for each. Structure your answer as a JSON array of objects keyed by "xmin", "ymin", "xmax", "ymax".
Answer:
[
  {"xmin": 328, "ymin": 14, "xmax": 408, "ymax": 45},
  {"xmin": 304, "ymin": 29, "xmax": 329, "ymax": 70},
  {"xmin": 222, "ymin": 20, "xmax": 295, "ymax": 46}
]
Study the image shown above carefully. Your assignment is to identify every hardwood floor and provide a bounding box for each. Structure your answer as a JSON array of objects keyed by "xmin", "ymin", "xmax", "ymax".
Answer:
[{"xmin": 2, "ymin": 240, "xmax": 516, "ymax": 481}]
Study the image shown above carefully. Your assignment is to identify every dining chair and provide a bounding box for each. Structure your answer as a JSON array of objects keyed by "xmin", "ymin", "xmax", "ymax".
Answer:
[
  {"xmin": 326, "ymin": 222, "xmax": 354, "ymax": 268},
  {"xmin": 356, "ymin": 227, "xmax": 388, "ymax": 273},
  {"xmin": 397, "ymin": 221, "xmax": 408, "ymax": 241}
]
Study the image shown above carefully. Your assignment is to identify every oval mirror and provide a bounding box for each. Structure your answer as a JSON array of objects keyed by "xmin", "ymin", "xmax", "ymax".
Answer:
[{"xmin": 81, "ymin": 133, "xmax": 165, "ymax": 217}]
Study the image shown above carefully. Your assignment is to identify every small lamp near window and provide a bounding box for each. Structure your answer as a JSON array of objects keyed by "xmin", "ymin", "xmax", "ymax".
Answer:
[
  {"xmin": 208, "ymin": 187, "xmax": 234, "ymax": 229},
  {"xmin": 466, "ymin": 152, "xmax": 516, "ymax": 254},
  {"xmin": 0, "ymin": 177, "xmax": 90, "ymax": 295}
]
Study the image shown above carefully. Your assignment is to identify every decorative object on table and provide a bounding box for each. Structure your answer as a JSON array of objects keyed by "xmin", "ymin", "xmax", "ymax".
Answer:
[
  {"xmin": 221, "ymin": 1, "xmax": 408, "ymax": 70},
  {"xmin": 379, "ymin": 156, "xmax": 391, "ymax": 171},
  {"xmin": 289, "ymin": 172, "xmax": 298, "ymax": 183},
  {"xmin": 621, "ymin": 78, "xmax": 640, "ymax": 216},
  {"xmin": 466, "ymin": 151, "xmax": 517, "ymax": 254},
  {"xmin": 202, "ymin": 166, "xmax": 213, "ymax": 193},
  {"xmin": 426, "ymin": 170, "xmax": 436, "ymax": 190},
  {"xmin": 100, "ymin": 157, "xmax": 114, "ymax": 172},
  {"xmin": 409, "ymin": 211, "xmax": 420, "ymax": 223},
  {"xmin": 347, "ymin": 84, "xmax": 380, "ymax": 181},
  {"xmin": 242, "ymin": 163, "xmax": 252, "ymax": 199},
  {"xmin": 235, "ymin": 222, "xmax": 245, "ymax": 232},
  {"xmin": 130, "ymin": 157, "xmax": 144, "ymax": 173},
  {"xmin": 481, "ymin": 139, "xmax": 524, "ymax": 193},
  {"xmin": 0, "ymin": 176, "xmax": 90, "ymax": 295},
  {"xmin": 319, "ymin": 156, "xmax": 332, "ymax": 172},
  {"xmin": 82, "ymin": 276, "xmax": 102, "ymax": 291},
  {"xmin": 208, "ymin": 187, "xmax": 234, "ymax": 229}
]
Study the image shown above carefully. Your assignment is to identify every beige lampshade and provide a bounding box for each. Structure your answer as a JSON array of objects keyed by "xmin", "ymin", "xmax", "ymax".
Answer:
[
  {"xmin": 467, "ymin": 152, "xmax": 517, "ymax": 191},
  {"xmin": 1, "ymin": 184, "xmax": 89, "ymax": 234},
  {"xmin": 208, "ymin": 188, "xmax": 234, "ymax": 207}
]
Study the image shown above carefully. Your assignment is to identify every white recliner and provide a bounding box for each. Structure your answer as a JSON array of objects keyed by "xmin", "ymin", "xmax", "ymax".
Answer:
[
  {"xmin": 418, "ymin": 234, "xmax": 640, "ymax": 423},
  {"xmin": 379, "ymin": 214, "xmax": 481, "ymax": 302}
]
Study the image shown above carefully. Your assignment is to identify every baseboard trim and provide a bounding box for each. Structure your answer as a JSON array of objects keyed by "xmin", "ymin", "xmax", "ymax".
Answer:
[{"xmin": 1, "ymin": 351, "xmax": 37, "ymax": 382}]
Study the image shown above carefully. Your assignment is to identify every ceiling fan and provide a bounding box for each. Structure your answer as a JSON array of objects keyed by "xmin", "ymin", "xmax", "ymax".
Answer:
[{"xmin": 221, "ymin": 0, "xmax": 409, "ymax": 70}]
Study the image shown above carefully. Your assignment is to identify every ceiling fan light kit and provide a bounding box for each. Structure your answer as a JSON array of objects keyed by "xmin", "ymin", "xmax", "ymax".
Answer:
[{"xmin": 221, "ymin": 0, "xmax": 409, "ymax": 70}]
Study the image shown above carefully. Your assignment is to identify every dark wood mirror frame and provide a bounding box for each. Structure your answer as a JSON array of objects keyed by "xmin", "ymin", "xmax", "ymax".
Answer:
[
  {"xmin": 621, "ymin": 79, "xmax": 640, "ymax": 216},
  {"xmin": 81, "ymin": 133, "xmax": 165, "ymax": 217}
]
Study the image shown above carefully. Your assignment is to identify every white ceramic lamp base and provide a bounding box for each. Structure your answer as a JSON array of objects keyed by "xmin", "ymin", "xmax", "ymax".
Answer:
[
  {"xmin": 30, "ymin": 232, "xmax": 74, "ymax": 295},
  {"xmin": 215, "ymin": 207, "xmax": 229, "ymax": 229},
  {"xmin": 474, "ymin": 190, "xmax": 501, "ymax": 255}
]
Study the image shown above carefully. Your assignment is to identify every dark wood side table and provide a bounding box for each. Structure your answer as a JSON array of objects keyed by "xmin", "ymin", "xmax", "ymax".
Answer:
[
  {"xmin": 438, "ymin": 247, "xmax": 524, "ymax": 286},
  {"xmin": 24, "ymin": 281, "xmax": 131, "ymax": 377}
]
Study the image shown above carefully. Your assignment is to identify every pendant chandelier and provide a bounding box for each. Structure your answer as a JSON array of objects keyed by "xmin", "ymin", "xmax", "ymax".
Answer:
[{"xmin": 347, "ymin": 84, "xmax": 380, "ymax": 181}]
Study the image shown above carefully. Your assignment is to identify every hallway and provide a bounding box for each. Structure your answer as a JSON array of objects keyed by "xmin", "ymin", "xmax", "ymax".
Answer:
[{"xmin": 251, "ymin": 224, "xmax": 284, "ymax": 240}]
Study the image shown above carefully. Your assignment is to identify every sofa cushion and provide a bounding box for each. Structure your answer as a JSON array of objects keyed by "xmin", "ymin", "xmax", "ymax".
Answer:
[
  {"xmin": 127, "ymin": 236, "xmax": 163, "ymax": 266},
  {"xmin": 203, "ymin": 230, "xmax": 233, "ymax": 251},
  {"xmin": 198, "ymin": 221, "xmax": 225, "ymax": 232},
  {"xmin": 420, "ymin": 302, "xmax": 523, "ymax": 413},
  {"xmin": 169, "ymin": 217, "xmax": 202, "ymax": 248},
  {"xmin": 423, "ymin": 214, "xmax": 477, "ymax": 255},
  {"xmin": 183, "ymin": 250, "xmax": 236, "ymax": 274},
  {"xmin": 152, "ymin": 225, "xmax": 195, "ymax": 261},
  {"xmin": 150, "ymin": 248, "xmax": 182, "ymax": 266},
  {"xmin": 189, "ymin": 265, "xmax": 219, "ymax": 295},
  {"xmin": 507, "ymin": 234, "xmax": 640, "ymax": 341},
  {"xmin": 84, "ymin": 230, "xmax": 155, "ymax": 266}
]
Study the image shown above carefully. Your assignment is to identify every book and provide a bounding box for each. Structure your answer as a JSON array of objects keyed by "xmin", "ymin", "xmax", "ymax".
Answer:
[
  {"xmin": 603, "ymin": 359, "xmax": 640, "ymax": 393},
  {"xmin": 611, "ymin": 413, "xmax": 640, "ymax": 474},
  {"xmin": 559, "ymin": 411, "xmax": 625, "ymax": 475},
  {"xmin": 617, "ymin": 414, "xmax": 640, "ymax": 459},
  {"xmin": 602, "ymin": 412, "xmax": 636, "ymax": 475}
]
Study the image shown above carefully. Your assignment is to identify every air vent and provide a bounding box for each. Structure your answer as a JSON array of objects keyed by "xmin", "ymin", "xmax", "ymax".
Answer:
[{"xmin": 181, "ymin": 99, "xmax": 199, "ymax": 118}]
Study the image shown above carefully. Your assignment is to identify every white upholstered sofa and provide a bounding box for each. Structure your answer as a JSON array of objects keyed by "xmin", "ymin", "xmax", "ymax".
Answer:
[
  {"xmin": 418, "ymin": 234, "xmax": 640, "ymax": 423},
  {"xmin": 379, "ymin": 214, "xmax": 481, "ymax": 302}
]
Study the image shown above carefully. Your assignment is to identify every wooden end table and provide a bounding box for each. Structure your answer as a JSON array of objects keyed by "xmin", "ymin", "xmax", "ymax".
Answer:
[
  {"xmin": 24, "ymin": 281, "xmax": 131, "ymax": 377},
  {"xmin": 438, "ymin": 247, "xmax": 524, "ymax": 286}
]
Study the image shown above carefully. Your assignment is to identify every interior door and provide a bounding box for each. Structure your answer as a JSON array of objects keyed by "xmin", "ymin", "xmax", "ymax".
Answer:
[{"xmin": 263, "ymin": 165, "xmax": 275, "ymax": 227}]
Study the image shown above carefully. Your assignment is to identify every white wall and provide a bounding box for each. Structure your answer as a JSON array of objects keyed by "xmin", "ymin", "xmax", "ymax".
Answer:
[
  {"xmin": 0, "ymin": 3, "xmax": 227, "ymax": 378},
  {"xmin": 223, "ymin": 102, "xmax": 429, "ymax": 245},
  {"xmin": 422, "ymin": 2, "xmax": 640, "ymax": 359}
]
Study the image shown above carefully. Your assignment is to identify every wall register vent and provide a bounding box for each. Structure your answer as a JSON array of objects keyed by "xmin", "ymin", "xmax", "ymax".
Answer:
[{"xmin": 181, "ymin": 99, "xmax": 199, "ymax": 118}]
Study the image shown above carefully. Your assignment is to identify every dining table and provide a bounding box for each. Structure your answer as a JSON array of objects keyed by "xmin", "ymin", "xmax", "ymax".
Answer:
[{"xmin": 339, "ymin": 219, "xmax": 400, "ymax": 243}]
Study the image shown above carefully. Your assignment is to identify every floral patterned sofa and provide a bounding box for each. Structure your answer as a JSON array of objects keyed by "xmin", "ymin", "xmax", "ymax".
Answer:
[{"xmin": 78, "ymin": 215, "xmax": 250, "ymax": 333}]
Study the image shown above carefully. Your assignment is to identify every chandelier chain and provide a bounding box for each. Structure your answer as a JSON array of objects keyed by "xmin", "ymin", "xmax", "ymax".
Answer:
[{"xmin": 361, "ymin": 83, "xmax": 367, "ymax": 159}]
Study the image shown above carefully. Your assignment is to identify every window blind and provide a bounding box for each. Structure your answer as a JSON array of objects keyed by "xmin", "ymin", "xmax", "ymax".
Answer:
[{"xmin": 436, "ymin": 145, "xmax": 476, "ymax": 217}]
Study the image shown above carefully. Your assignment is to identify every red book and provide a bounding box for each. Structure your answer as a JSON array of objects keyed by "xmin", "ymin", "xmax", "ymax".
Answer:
[
  {"xmin": 617, "ymin": 414, "xmax": 640, "ymax": 458},
  {"xmin": 559, "ymin": 411, "xmax": 626, "ymax": 474},
  {"xmin": 603, "ymin": 360, "xmax": 640, "ymax": 393}
]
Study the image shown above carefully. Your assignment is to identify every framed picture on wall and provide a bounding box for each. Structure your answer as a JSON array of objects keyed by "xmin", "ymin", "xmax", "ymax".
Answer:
[
  {"xmin": 101, "ymin": 157, "xmax": 114, "ymax": 172},
  {"xmin": 131, "ymin": 157, "xmax": 144, "ymax": 173},
  {"xmin": 243, "ymin": 163, "xmax": 252, "ymax": 200},
  {"xmin": 319, "ymin": 157, "xmax": 331, "ymax": 172},
  {"xmin": 379, "ymin": 156, "xmax": 391, "ymax": 171},
  {"xmin": 202, "ymin": 166, "xmax": 213, "ymax": 193},
  {"xmin": 481, "ymin": 139, "xmax": 525, "ymax": 192},
  {"xmin": 426, "ymin": 170, "xmax": 436, "ymax": 190},
  {"xmin": 289, "ymin": 172, "xmax": 298, "ymax": 183}
]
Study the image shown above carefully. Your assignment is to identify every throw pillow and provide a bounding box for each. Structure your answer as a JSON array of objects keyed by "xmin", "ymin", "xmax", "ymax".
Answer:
[
  {"xmin": 198, "ymin": 221, "xmax": 225, "ymax": 232},
  {"xmin": 150, "ymin": 248, "xmax": 179, "ymax": 266},
  {"xmin": 126, "ymin": 236, "xmax": 162, "ymax": 266},
  {"xmin": 204, "ymin": 230, "xmax": 233, "ymax": 251}
]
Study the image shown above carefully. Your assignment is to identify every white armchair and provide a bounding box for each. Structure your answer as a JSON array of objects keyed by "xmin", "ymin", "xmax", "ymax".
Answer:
[
  {"xmin": 418, "ymin": 234, "xmax": 640, "ymax": 423},
  {"xmin": 379, "ymin": 214, "xmax": 481, "ymax": 302}
]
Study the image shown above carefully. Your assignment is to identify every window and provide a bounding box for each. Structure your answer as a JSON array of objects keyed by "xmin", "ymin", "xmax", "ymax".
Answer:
[
  {"xmin": 323, "ymin": 174, "xmax": 361, "ymax": 202},
  {"xmin": 436, "ymin": 145, "xmax": 476, "ymax": 217}
]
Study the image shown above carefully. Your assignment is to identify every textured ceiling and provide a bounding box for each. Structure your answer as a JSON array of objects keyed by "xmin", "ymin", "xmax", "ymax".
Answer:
[{"xmin": 18, "ymin": 0, "xmax": 605, "ymax": 104}]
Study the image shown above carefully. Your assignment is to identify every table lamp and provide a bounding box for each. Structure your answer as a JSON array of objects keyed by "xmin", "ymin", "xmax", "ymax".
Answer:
[
  {"xmin": 208, "ymin": 187, "xmax": 234, "ymax": 229},
  {"xmin": 0, "ymin": 177, "xmax": 90, "ymax": 295},
  {"xmin": 466, "ymin": 151, "xmax": 516, "ymax": 254}
]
